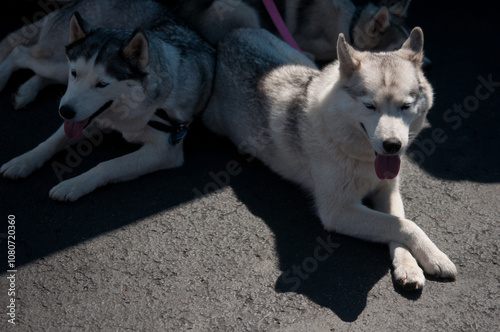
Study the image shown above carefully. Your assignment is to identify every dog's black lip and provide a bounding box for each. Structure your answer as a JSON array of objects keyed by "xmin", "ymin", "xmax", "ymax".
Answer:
[
  {"xmin": 360, "ymin": 123, "xmax": 378, "ymax": 157},
  {"xmin": 360, "ymin": 122, "xmax": 367, "ymax": 134},
  {"xmin": 83, "ymin": 100, "xmax": 113, "ymax": 129}
]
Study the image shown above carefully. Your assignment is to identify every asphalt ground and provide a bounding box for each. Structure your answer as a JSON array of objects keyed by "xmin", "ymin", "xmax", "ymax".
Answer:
[{"xmin": 1, "ymin": 0, "xmax": 499, "ymax": 331}]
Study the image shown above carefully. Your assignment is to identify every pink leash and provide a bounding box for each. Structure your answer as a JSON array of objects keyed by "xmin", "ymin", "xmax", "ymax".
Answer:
[{"xmin": 262, "ymin": 0, "xmax": 301, "ymax": 51}]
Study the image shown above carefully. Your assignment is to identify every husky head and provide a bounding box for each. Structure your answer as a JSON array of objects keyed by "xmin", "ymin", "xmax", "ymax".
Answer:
[
  {"xmin": 59, "ymin": 12, "xmax": 150, "ymax": 139},
  {"xmin": 352, "ymin": 0, "xmax": 412, "ymax": 52},
  {"xmin": 335, "ymin": 27, "xmax": 433, "ymax": 180}
]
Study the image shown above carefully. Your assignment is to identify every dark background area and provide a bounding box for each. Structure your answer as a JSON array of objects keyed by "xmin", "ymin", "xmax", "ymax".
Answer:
[{"xmin": 404, "ymin": 1, "xmax": 500, "ymax": 182}]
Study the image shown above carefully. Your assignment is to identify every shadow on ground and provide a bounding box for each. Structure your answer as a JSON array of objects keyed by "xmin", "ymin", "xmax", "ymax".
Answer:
[
  {"xmin": 404, "ymin": 0, "xmax": 500, "ymax": 183},
  {"xmin": 226, "ymin": 151, "xmax": 392, "ymax": 321}
]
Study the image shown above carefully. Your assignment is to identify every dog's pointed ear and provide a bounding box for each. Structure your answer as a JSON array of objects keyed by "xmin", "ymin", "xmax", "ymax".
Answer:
[
  {"xmin": 122, "ymin": 29, "xmax": 149, "ymax": 70},
  {"xmin": 69, "ymin": 12, "xmax": 90, "ymax": 44},
  {"xmin": 368, "ymin": 6, "xmax": 390, "ymax": 34},
  {"xmin": 399, "ymin": 27, "xmax": 424, "ymax": 66},
  {"xmin": 337, "ymin": 33, "xmax": 361, "ymax": 77},
  {"xmin": 382, "ymin": 0, "xmax": 412, "ymax": 18}
]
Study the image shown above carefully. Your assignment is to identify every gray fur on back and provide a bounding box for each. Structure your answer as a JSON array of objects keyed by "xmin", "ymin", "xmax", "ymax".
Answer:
[{"xmin": 203, "ymin": 29, "xmax": 318, "ymax": 161}]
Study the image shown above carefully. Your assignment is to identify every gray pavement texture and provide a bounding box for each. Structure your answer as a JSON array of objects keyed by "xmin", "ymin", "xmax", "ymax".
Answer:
[{"xmin": 1, "ymin": 0, "xmax": 499, "ymax": 331}]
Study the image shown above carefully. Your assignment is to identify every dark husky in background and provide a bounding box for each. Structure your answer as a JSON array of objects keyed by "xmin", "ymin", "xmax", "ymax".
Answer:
[{"xmin": 1, "ymin": 10, "xmax": 215, "ymax": 201}]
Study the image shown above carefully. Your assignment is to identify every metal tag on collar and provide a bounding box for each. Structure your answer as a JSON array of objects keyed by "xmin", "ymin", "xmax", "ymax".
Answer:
[{"xmin": 169, "ymin": 122, "xmax": 190, "ymax": 146}]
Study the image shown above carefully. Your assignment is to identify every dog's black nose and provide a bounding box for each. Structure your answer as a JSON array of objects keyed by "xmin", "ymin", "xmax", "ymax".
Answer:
[
  {"xmin": 59, "ymin": 105, "xmax": 76, "ymax": 120},
  {"xmin": 383, "ymin": 139, "xmax": 402, "ymax": 154}
]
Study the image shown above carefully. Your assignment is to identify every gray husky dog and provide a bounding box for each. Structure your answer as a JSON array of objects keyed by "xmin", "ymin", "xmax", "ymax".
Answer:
[
  {"xmin": 203, "ymin": 28, "xmax": 456, "ymax": 290},
  {"xmin": 1, "ymin": 11, "xmax": 215, "ymax": 201},
  {"xmin": 167, "ymin": 0, "xmax": 414, "ymax": 61},
  {"xmin": 0, "ymin": 0, "xmax": 172, "ymax": 108}
]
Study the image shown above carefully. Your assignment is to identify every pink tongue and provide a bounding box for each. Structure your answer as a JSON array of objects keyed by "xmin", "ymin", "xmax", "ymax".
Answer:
[
  {"xmin": 374, "ymin": 154, "xmax": 401, "ymax": 180},
  {"xmin": 64, "ymin": 119, "xmax": 89, "ymax": 139}
]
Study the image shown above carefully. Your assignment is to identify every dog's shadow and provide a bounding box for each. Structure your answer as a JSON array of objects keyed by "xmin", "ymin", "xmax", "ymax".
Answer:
[{"xmin": 218, "ymin": 137, "xmax": 399, "ymax": 322}]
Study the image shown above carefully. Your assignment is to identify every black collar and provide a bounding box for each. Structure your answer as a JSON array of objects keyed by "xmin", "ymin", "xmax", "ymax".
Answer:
[{"xmin": 148, "ymin": 108, "xmax": 191, "ymax": 146}]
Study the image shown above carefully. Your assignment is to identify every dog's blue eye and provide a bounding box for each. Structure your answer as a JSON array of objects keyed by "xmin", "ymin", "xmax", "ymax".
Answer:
[
  {"xmin": 96, "ymin": 82, "xmax": 109, "ymax": 88},
  {"xmin": 71, "ymin": 70, "xmax": 77, "ymax": 78},
  {"xmin": 364, "ymin": 103, "xmax": 376, "ymax": 111}
]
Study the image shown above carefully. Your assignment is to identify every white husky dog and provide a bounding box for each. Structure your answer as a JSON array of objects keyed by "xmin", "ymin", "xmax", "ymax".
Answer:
[{"xmin": 203, "ymin": 27, "xmax": 456, "ymax": 290}]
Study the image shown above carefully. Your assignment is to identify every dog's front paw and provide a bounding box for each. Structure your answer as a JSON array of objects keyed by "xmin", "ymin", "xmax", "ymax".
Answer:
[
  {"xmin": 1, "ymin": 154, "xmax": 40, "ymax": 179},
  {"xmin": 49, "ymin": 177, "xmax": 96, "ymax": 202},
  {"xmin": 420, "ymin": 249, "xmax": 457, "ymax": 280},
  {"xmin": 393, "ymin": 264, "xmax": 425, "ymax": 290},
  {"xmin": 12, "ymin": 86, "xmax": 37, "ymax": 109}
]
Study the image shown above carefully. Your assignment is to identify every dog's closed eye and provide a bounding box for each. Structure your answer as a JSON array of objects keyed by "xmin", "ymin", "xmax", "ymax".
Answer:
[
  {"xmin": 400, "ymin": 103, "xmax": 411, "ymax": 111},
  {"xmin": 364, "ymin": 103, "xmax": 377, "ymax": 111},
  {"xmin": 96, "ymin": 81, "xmax": 109, "ymax": 88}
]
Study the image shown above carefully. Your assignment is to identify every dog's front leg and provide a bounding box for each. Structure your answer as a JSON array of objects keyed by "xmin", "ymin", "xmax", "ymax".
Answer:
[
  {"xmin": 370, "ymin": 180, "xmax": 426, "ymax": 290},
  {"xmin": 314, "ymin": 180, "xmax": 457, "ymax": 282},
  {"xmin": 49, "ymin": 141, "xmax": 183, "ymax": 202},
  {"xmin": 12, "ymin": 75, "xmax": 54, "ymax": 109},
  {"xmin": 1, "ymin": 124, "xmax": 75, "ymax": 179}
]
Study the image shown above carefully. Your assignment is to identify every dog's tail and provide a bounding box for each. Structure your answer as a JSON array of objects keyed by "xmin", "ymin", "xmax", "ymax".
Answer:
[{"xmin": 0, "ymin": 19, "xmax": 43, "ymax": 62}]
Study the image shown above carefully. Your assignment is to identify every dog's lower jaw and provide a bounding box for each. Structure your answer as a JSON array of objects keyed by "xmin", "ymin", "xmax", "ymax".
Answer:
[{"xmin": 63, "ymin": 100, "xmax": 114, "ymax": 139}]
